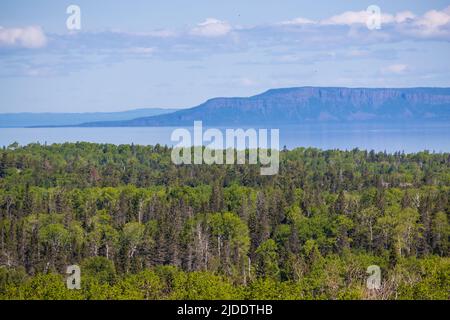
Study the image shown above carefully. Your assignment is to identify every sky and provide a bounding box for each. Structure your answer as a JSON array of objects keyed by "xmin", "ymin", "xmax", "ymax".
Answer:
[{"xmin": 1, "ymin": 0, "xmax": 450, "ymax": 113}]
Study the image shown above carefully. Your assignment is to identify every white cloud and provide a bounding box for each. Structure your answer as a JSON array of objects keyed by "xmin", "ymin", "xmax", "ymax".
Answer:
[
  {"xmin": 321, "ymin": 10, "xmax": 400, "ymax": 26},
  {"xmin": 117, "ymin": 29, "xmax": 177, "ymax": 38},
  {"xmin": 321, "ymin": 11, "xmax": 370, "ymax": 25},
  {"xmin": 417, "ymin": 8, "xmax": 450, "ymax": 29},
  {"xmin": 382, "ymin": 64, "xmax": 409, "ymax": 74},
  {"xmin": 190, "ymin": 18, "xmax": 232, "ymax": 37},
  {"xmin": 270, "ymin": 7, "xmax": 450, "ymax": 44},
  {"xmin": 2, "ymin": 7, "xmax": 450, "ymax": 80},
  {"xmin": 397, "ymin": 6, "xmax": 450, "ymax": 39},
  {"xmin": 0, "ymin": 26, "xmax": 47, "ymax": 48},
  {"xmin": 395, "ymin": 11, "xmax": 416, "ymax": 23},
  {"xmin": 411, "ymin": 6, "xmax": 450, "ymax": 38},
  {"xmin": 280, "ymin": 17, "xmax": 316, "ymax": 26},
  {"xmin": 317, "ymin": 8, "xmax": 446, "ymax": 32}
]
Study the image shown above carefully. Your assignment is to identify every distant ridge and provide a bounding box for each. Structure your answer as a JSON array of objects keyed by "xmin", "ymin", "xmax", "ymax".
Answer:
[
  {"xmin": 0, "ymin": 108, "xmax": 179, "ymax": 128},
  {"xmin": 78, "ymin": 87, "xmax": 450, "ymax": 127}
]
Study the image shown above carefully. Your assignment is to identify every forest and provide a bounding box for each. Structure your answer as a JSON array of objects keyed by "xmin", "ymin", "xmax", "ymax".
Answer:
[{"xmin": 0, "ymin": 142, "xmax": 448, "ymax": 300}]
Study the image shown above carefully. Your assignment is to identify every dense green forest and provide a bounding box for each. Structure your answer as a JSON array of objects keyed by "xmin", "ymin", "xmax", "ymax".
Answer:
[{"xmin": 0, "ymin": 142, "xmax": 448, "ymax": 300}]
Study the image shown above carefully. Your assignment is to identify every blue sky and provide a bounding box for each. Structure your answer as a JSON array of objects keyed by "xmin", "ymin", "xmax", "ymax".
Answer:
[{"xmin": 1, "ymin": 0, "xmax": 450, "ymax": 112}]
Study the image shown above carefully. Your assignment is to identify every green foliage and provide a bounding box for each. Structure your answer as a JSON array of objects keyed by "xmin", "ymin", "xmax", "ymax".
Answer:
[
  {"xmin": 170, "ymin": 271, "xmax": 241, "ymax": 300},
  {"xmin": 81, "ymin": 256, "xmax": 116, "ymax": 285},
  {"xmin": 1, "ymin": 273, "xmax": 83, "ymax": 300},
  {"xmin": 396, "ymin": 256, "xmax": 450, "ymax": 300},
  {"xmin": 113, "ymin": 270, "xmax": 163, "ymax": 300},
  {"xmin": 0, "ymin": 143, "xmax": 449, "ymax": 300},
  {"xmin": 39, "ymin": 223, "xmax": 70, "ymax": 249},
  {"xmin": 255, "ymin": 239, "xmax": 280, "ymax": 279}
]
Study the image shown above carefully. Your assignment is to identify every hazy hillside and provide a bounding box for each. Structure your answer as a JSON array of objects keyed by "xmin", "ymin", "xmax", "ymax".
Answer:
[
  {"xmin": 79, "ymin": 87, "xmax": 450, "ymax": 127},
  {"xmin": 0, "ymin": 108, "xmax": 179, "ymax": 127}
]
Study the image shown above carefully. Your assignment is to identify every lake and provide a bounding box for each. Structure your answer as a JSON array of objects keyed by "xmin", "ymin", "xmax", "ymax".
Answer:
[{"xmin": 0, "ymin": 122, "xmax": 449, "ymax": 153}]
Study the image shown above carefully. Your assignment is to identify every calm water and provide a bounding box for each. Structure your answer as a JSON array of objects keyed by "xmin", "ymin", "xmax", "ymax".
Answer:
[{"xmin": 0, "ymin": 122, "xmax": 449, "ymax": 153}]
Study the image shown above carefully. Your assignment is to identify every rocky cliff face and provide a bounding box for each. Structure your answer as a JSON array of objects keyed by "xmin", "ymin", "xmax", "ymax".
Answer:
[{"xmin": 81, "ymin": 87, "xmax": 450, "ymax": 126}]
